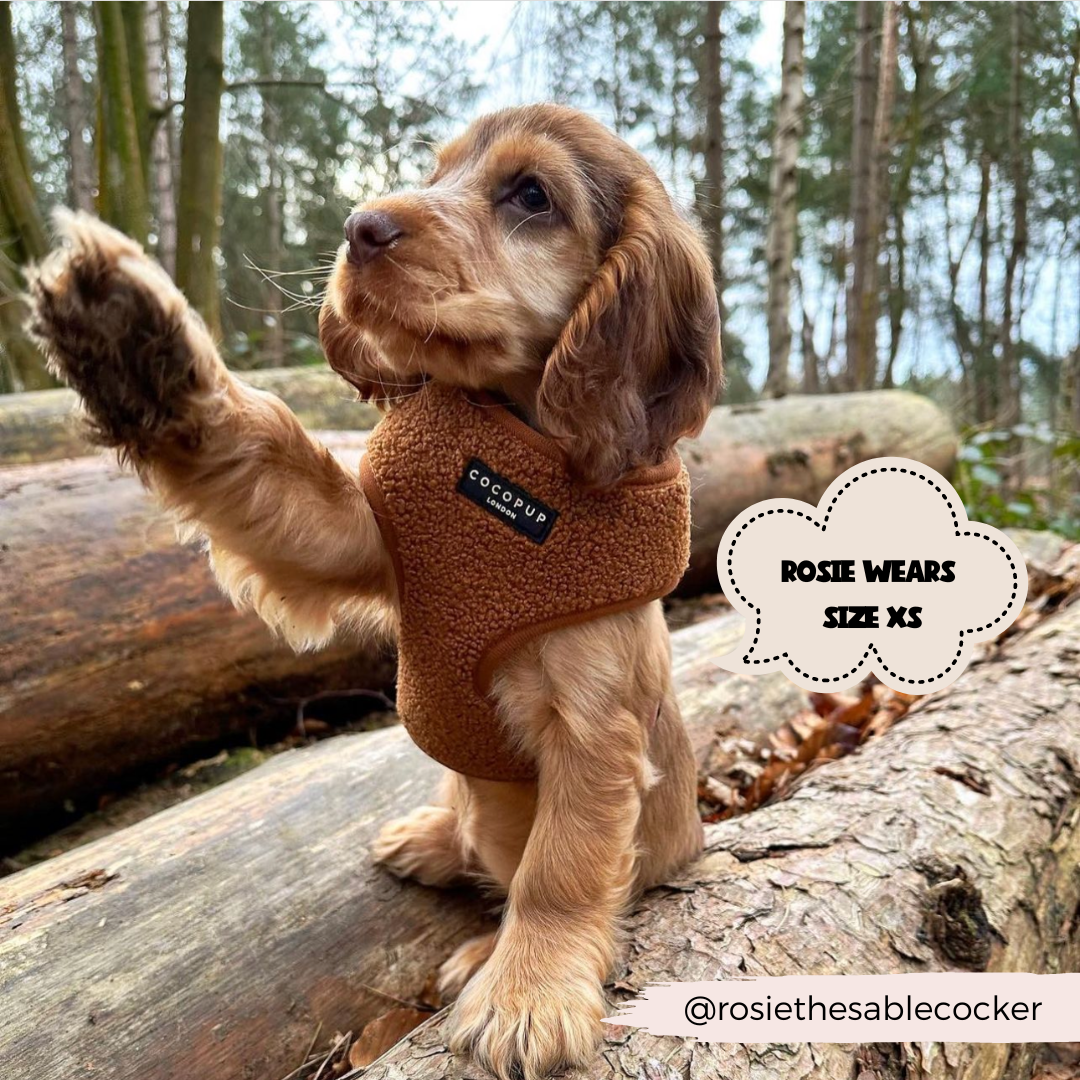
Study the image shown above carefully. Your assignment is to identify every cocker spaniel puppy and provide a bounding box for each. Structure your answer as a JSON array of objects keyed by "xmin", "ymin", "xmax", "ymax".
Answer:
[{"xmin": 28, "ymin": 104, "xmax": 722, "ymax": 1080}]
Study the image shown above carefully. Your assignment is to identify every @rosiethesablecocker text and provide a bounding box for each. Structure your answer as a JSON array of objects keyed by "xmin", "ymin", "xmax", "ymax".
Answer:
[{"xmin": 684, "ymin": 991, "xmax": 1041, "ymax": 1025}]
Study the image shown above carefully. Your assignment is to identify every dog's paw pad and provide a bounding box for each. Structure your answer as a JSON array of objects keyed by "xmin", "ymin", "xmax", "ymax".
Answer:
[{"xmin": 25, "ymin": 213, "xmax": 207, "ymax": 452}]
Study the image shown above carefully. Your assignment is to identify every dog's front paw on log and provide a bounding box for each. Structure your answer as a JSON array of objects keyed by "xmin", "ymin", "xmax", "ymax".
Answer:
[
  {"xmin": 372, "ymin": 806, "xmax": 467, "ymax": 888},
  {"xmin": 25, "ymin": 211, "xmax": 225, "ymax": 458},
  {"xmin": 449, "ymin": 943, "xmax": 606, "ymax": 1080}
]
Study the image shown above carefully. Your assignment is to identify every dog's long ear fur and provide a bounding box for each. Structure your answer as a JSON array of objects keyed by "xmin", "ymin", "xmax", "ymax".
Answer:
[
  {"xmin": 319, "ymin": 302, "xmax": 424, "ymax": 406},
  {"xmin": 537, "ymin": 178, "xmax": 723, "ymax": 489}
]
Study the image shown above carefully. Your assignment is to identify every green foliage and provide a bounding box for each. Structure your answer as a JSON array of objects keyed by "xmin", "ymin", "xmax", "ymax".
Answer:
[
  {"xmin": 218, "ymin": 1, "xmax": 477, "ymax": 366},
  {"xmin": 956, "ymin": 424, "xmax": 1080, "ymax": 540}
]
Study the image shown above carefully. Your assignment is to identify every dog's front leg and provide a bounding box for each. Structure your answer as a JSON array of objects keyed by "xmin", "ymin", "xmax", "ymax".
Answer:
[
  {"xmin": 27, "ymin": 214, "xmax": 395, "ymax": 645},
  {"xmin": 450, "ymin": 696, "xmax": 648, "ymax": 1079}
]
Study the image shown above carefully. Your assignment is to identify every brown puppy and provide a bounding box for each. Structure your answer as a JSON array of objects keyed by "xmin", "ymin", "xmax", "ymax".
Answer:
[{"xmin": 27, "ymin": 104, "xmax": 721, "ymax": 1080}]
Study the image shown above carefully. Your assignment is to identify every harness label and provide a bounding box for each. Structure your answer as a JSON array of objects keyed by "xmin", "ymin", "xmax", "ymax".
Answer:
[{"xmin": 457, "ymin": 457, "xmax": 558, "ymax": 544}]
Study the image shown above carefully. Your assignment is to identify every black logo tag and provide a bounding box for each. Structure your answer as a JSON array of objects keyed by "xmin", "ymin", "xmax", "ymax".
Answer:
[{"xmin": 457, "ymin": 458, "xmax": 558, "ymax": 544}]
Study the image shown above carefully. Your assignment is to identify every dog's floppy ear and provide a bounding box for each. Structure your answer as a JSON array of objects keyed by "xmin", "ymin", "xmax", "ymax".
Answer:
[
  {"xmin": 318, "ymin": 301, "xmax": 424, "ymax": 405},
  {"xmin": 536, "ymin": 177, "xmax": 723, "ymax": 489}
]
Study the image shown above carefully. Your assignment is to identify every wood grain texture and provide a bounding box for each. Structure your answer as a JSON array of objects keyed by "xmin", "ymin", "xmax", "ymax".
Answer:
[
  {"xmin": 0, "ymin": 614, "xmax": 751, "ymax": 1080},
  {"xmin": 0, "ymin": 387, "xmax": 955, "ymax": 824}
]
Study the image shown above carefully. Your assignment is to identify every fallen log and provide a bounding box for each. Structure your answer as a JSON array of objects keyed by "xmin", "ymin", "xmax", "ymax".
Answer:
[
  {"xmin": 0, "ymin": 388, "xmax": 955, "ymax": 828},
  {"xmin": 366, "ymin": 589, "xmax": 1080, "ymax": 1080},
  {"xmin": 0, "ymin": 612, "xmax": 753, "ymax": 1080},
  {"xmin": 0, "ymin": 433, "xmax": 389, "ymax": 840},
  {"xmin": 2, "ymin": 580, "xmax": 1078, "ymax": 1080},
  {"xmin": 0, "ymin": 365, "xmax": 382, "ymax": 465}
]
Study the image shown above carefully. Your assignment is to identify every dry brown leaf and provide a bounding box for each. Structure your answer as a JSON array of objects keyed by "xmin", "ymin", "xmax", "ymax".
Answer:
[
  {"xmin": 348, "ymin": 1008, "xmax": 432, "ymax": 1069},
  {"xmin": 700, "ymin": 677, "xmax": 922, "ymax": 822}
]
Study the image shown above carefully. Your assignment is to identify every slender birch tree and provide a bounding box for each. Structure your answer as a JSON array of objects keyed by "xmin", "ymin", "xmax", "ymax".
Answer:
[{"xmin": 763, "ymin": 0, "xmax": 806, "ymax": 397}]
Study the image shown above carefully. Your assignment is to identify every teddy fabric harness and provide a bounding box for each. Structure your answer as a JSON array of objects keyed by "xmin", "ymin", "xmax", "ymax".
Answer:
[{"xmin": 359, "ymin": 382, "xmax": 691, "ymax": 781}]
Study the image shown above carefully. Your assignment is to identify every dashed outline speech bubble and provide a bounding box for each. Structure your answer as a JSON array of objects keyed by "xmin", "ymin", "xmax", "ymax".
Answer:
[{"xmin": 714, "ymin": 456, "xmax": 1027, "ymax": 693}]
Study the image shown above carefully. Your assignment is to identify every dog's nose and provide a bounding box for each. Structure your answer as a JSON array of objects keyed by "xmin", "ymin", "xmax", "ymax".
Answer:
[{"xmin": 344, "ymin": 210, "xmax": 404, "ymax": 267}]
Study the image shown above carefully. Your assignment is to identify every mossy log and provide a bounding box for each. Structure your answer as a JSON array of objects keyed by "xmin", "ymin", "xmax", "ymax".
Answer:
[
  {"xmin": 2, "ymin": 596, "xmax": 1078, "ymax": 1080},
  {"xmin": 0, "ymin": 385, "xmax": 956, "ymax": 829}
]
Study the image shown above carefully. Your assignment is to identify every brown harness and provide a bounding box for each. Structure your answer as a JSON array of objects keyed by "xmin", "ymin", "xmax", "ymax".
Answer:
[{"xmin": 360, "ymin": 383, "xmax": 690, "ymax": 780}]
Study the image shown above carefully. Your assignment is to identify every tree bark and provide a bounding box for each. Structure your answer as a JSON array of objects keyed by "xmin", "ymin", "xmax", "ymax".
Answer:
[
  {"xmin": 1000, "ymin": 2, "xmax": 1028, "ymax": 441},
  {"xmin": 61, "ymin": 3, "xmax": 96, "ymax": 213},
  {"xmin": 857, "ymin": 0, "xmax": 899, "ymax": 388},
  {"xmin": 93, "ymin": 1, "xmax": 151, "ymax": 244},
  {"xmin": 0, "ymin": 2, "xmax": 53, "ymax": 392},
  {"xmin": 146, "ymin": 0, "xmax": 178, "ymax": 277},
  {"xmin": 176, "ymin": 1, "xmax": 225, "ymax": 336},
  {"xmin": 763, "ymin": 1, "xmax": 806, "ymax": 398},
  {"xmin": 700, "ymin": 1, "xmax": 725, "ymax": 308},
  {"xmin": 0, "ymin": 1, "xmax": 48, "ymax": 260},
  {"xmin": 845, "ymin": 0, "xmax": 878, "ymax": 391},
  {"xmin": 120, "ymin": 1, "xmax": 152, "ymax": 183},
  {"xmin": 0, "ymin": 389, "xmax": 956, "ymax": 828},
  {"xmin": 258, "ymin": 3, "xmax": 287, "ymax": 366},
  {"xmin": 1, "ymin": 585, "xmax": 1077, "ymax": 1080}
]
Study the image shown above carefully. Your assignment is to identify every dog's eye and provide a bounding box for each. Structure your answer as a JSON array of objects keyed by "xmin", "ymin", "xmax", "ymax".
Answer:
[{"xmin": 511, "ymin": 178, "xmax": 550, "ymax": 213}]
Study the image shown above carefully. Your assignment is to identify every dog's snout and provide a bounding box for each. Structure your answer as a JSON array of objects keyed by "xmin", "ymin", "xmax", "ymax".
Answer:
[{"xmin": 345, "ymin": 210, "xmax": 405, "ymax": 267}]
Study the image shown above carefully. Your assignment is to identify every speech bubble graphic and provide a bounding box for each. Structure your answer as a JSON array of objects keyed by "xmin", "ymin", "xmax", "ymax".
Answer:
[{"xmin": 715, "ymin": 457, "xmax": 1026, "ymax": 693}]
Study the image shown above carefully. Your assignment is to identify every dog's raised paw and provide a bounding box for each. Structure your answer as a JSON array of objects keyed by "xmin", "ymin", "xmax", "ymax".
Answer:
[{"xmin": 25, "ymin": 211, "xmax": 212, "ymax": 454}]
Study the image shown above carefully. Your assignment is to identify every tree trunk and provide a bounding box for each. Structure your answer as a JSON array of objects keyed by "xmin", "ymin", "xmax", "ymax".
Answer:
[
  {"xmin": 0, "ymin": 389, "xmax": 957, "ymax": 830},
  {"xmin": 258, "ymin": 4, "xmax": 287, "ymax": 366},
  {"xmin": 857, "ymin": 0, "xmax": 899, "ymax": 389},
  {"xmin": 0, "ymin": 429, "xmax": 379, "ymax": 840},
  {"xmin": 176, "ymin": 1, "xmax": 225, "ymax": 336},
  {"xmin": 845, "ymin": 0, "xmax": 877, "ymax": 391},
  {"xmin": 676, "ymin": 387, "xmax": 958, "ymax": 594},
  {"xmin": 1000, "ymin": 2, "xmax": 1028, "ymax": 442},
  {"xmin": 1, "ymin": 583, "xmax": 1077, "ymax": 1080},
  {"xmin": 700, "ymin": 1, "xmax": 725, "ymax": 309},
  {"xmin": 0, "ymin": 2, "xmax": 53, "ymax": 392},
  {"xmin": 61, "ymin": 3, "xmax": 95, "ymax": 213},
  {"xmin": 763, "ymin": 1, "xmax": 806, "ymax": 398},
  {"xmin": 0, "ymin": 200, "xmax": 51, "ymax": 393},
  {"xmin": 93, "ymin": 1, "xmax": 151, "ymax": 244},
  {"xmin": 0, "ymin": 1, "xmax": 48, "ymax": 260},
  {"xmin": 146, "ymin": 0, "xmax": 177, "ymax": 277},
  {"xmin": 883, "ymin": 0, "xmax": 929, "ymax": 390},
  {"xmin": 120, "ymin": 1, "xmax": 152, "ymax": 182},
  {"xmin": 974, "ymin": 150, "xmax": 995, "ymax": 423}
]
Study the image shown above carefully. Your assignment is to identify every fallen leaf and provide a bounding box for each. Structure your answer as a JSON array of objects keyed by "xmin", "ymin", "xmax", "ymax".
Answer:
[{"xmin": 348, "ymin": 1008, "xmax": 431, "ymax": 1069}]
